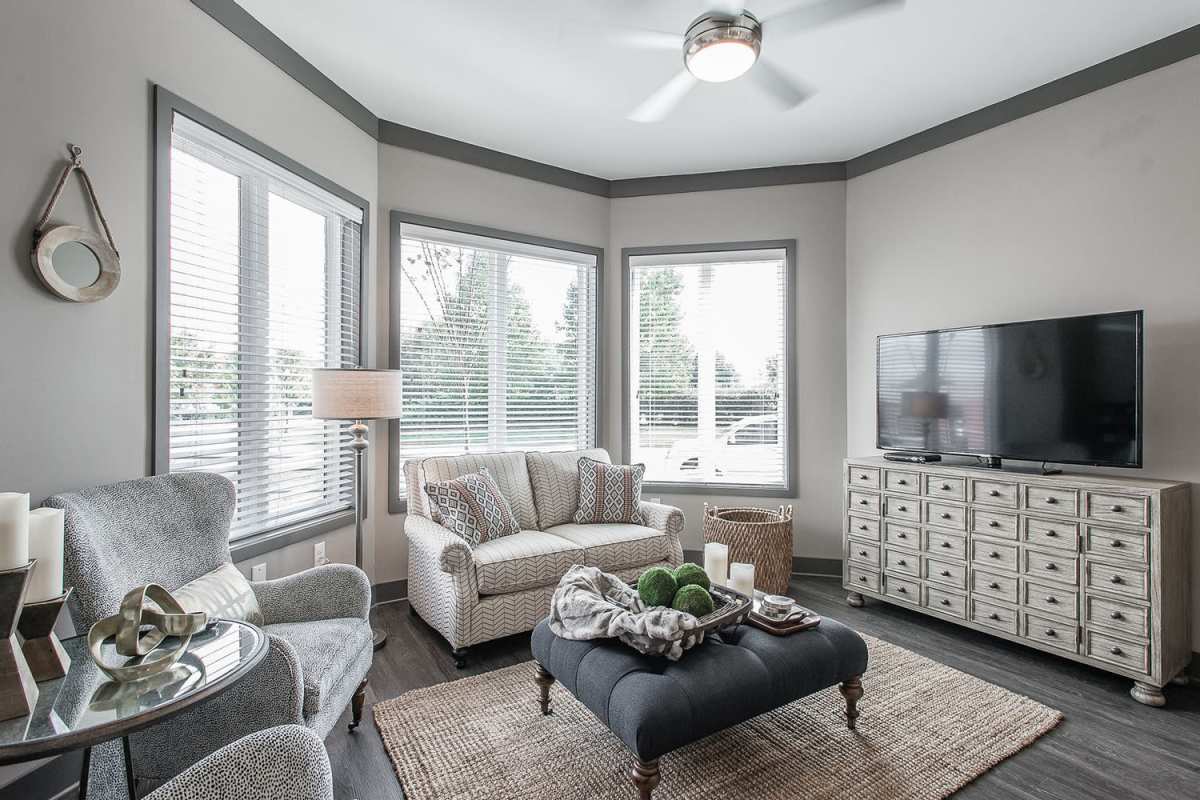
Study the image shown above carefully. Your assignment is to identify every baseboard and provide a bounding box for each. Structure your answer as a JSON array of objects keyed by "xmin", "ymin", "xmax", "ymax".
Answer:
[
  {"xmin": 681, "ymin": 549, "xmax": 842, "ymax": 578},
  {"xmin": 371, "ymin": 579, "xmax": 408, "ymax": 605},
  {"xmin": 0, "ymin": 751, "xmax": 81, "ymax": 800}
]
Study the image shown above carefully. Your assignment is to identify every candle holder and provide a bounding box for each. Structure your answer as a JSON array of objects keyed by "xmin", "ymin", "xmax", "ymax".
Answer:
[
  {"xmin": 18, "ymin": 587, "xmax": 72, "ymax": 681},
  {"xmin": 0, "ymin": 561, "xmax": 39, "ymax": 721}
]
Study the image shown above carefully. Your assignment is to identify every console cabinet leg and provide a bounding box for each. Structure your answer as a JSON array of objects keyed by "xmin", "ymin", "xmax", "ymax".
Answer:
[
  {"xmin": 1130, "ymin": 681, "xmax": 1166, "ymax": 707},
  {"xmin": 846, "ymin": 591, "xmax": 865, "ymax": 608}
]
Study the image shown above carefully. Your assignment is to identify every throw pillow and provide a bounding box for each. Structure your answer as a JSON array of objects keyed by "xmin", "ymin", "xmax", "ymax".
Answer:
[
  {"xmin": 425, "ymin": 466, "xmax": 522, "ymax": 547},
  {"xmin": 574, "ymin": 457, "xmax": 646, "ymax": 525},
  {"xmin": 173, "ymin": 562, "xmax": 264, "ymax": 625}
]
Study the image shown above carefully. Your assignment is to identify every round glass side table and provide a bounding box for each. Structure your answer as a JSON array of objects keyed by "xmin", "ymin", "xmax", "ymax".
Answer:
[{"xmin": 0, "ymin": 619, "xmax": 267, "ymax": 799}]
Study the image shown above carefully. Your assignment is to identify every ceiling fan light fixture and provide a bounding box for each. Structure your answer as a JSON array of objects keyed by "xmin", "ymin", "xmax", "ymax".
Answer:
[{"xmin": 683, "ymin": 11, "xmax": 762, "ymax": 83}]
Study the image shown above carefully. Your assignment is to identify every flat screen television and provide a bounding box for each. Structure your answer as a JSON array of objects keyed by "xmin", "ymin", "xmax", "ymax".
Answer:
[{"xmin": 876, "ymin": 310, "xmax": 1143, "ymax": 468}]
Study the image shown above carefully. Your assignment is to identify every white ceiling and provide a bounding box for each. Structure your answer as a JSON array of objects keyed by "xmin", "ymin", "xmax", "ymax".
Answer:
[{"xmin": 236, "ymin": 0, "xmax": 1200, "ymax": 179}]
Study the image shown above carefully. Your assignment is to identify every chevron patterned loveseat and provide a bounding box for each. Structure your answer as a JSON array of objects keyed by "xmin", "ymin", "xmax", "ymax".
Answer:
[{"xmin": 404, "ymin": 448, "xmax": 684, "ymax": 666}]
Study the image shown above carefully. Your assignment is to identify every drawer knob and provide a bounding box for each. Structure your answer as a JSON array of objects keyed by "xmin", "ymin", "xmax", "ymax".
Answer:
[
  {"xmin": 1110, "ymin": 611, "xmax": 1124, "ymax": 620},
  {"xmin": 898, "ymin": 532, "xmax": 907, "ymax": 539},
  {"xmin": 940, "ymin": 599, "xmax": 951, "ymax": 606},
  {"xmin": 1045, "ymin": 562, "xmax": 1057, "ymax": 571},
  {"xmin": 940, "ymin": 570, "xmax": 951, "ymax": 577},
  {"xmin": 1110, "ymin": 540, "xmax": 1123, "ymax": 548},
  {"xmin": 1109, "ymin": 504, "xmax": 1123, "ymax": 513},
  {"xmin": 1044, "ymin": 628, "xmax": 1056, "ymax": 637},
  {"xmin": 859, "ymin": 474, "xmax": 869, "ymax": 480},
  {"xmin": 940, "ymin": 541, "xmax": 951, "ymax": 548},
  {"xmin": 989, "ymin": 551, "xmax": 1000, "ymax": 558},
  {"xmin": 1044, "ymin": 595, "xmax": 1057, "ymax": 604},
  {"xmin": 988, "ymin": 613, "xmax": 1000, "ymax": 620},
  {"xmin": 941, "ymin": 513, "xmax": 952, "ymax": 520},
  {"xmin": 898, "ymin": 505, "xmax": 908, "ymax": 512},
  {"xmin": 858, "ymin": 550, "xmax": 868, "ymax": 557},
  {"xmin": 941, "ymin": 483, "xmax": 951, "ymax": 491},
  {"xmin": 858, "ymin": 524, "xmax": 868, "ymax": 531},
  {"xmin": 988, "ymin": 520, "xmax": 1000, "ymax": 528},
  {"xmin": 898, "ymin": 478, "xmax": 908, "ymax": 486},
  {"xmin": 1110, "ymin": 575, "xmax": 1123, "ymax": 584},
  {"xmin": 1045, "ymin": 529, "xmax": 1057, "ymax": 537},
  {"xmin": 858, "ymin": 576, "xmax": 867, "ymax": 582},
  {"xmin": 859, "ymin": 499, "xmax": 868, "ymax": 505},
  {"xmin": 988, "ymin": 489, "xmax": 1000, "ymax": 497},
  {"xmin": 897, "ymin": 586, "xmax": 907, "ymax": 594},
  {"xmin": 988, "ymin": 581, "xmax": 1000, "ymax": 589},
  {"xmin": 1045, "ymin": 496, "xmax": 1057, "ymax": 504},
  {"xmin": 1110, "ymin": 646, "xmax": 1123, "ymax": 656},
  {"xmin": 898, "ymin": 559, "xmax": 907, "ymax": 566}
]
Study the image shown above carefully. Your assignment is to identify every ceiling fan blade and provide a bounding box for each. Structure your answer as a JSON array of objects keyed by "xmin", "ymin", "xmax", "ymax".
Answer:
[
  {"xmin": 628, "ymin": 70, "xmax": 699, "ymax": 123},
  {"xmin": 606, "ymin": 28, "xmax": 684, "ymax": 50},
  {"xmin": 762, "ymin": 0, "xmax": 905, "ymax": 38},
  {"xmin": 749, "ymin": 60, "xmax": 814, "ymax": 110}
]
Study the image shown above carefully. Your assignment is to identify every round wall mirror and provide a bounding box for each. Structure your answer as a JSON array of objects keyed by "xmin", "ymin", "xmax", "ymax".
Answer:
[{"xmin": 32, "ymin": 225, "xmax": 120, "ymax": 302}]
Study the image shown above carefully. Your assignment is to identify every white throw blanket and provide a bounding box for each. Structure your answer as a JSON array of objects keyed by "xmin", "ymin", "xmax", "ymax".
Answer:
[{"xmin": 548, "ymin": 565, "xmax": 704, "ymax": 660}]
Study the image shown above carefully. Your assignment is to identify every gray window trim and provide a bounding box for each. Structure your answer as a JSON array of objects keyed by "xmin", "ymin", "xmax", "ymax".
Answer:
[
  {"xmin": 622, "ymin": 240, "xmax": 799, "ymax": 497},
  {"xmin": 153, "ymin": 85, "xmax": 371, "ymax": 554},
  {"xmin": 388, "ymin": 210, "xmax": 605, "ymax": 515}
]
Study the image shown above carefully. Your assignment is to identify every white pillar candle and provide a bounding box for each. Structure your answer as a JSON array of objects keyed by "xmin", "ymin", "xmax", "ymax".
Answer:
[
  {"xmin": 27, "ymin": 507, "xmax": 65, "ymax": 603},
  {"xmin": 0, "ymin": 493, "xmax": 30, "ymax": 571},
  {"xmin": 703, "ymin": 542, "xmax": 729, "ymax": 587},
  {"xmin": 730, "ymin": 562, "xmax": 756, "ymax": 597}
]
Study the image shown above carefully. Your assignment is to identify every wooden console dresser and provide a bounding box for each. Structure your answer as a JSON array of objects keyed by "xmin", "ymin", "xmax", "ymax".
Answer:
[{"xmin": 843, "ymin": 457, "xmax": 1191, "ymax": 706}]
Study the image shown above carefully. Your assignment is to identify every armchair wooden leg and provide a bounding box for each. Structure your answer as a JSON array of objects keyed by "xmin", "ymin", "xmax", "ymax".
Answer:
[
  {"xmin": 452, "ymin": 647, "xmax": 468, "ymax": 669},
  {"xmin": 630, "ymin": 757, "xmax": 660, "ymax": 800},
  {"xmin": 534, "ymin": 663, "xmax": 554, "ymax": 715},
  {"xmin": 348, "ymin": 678, "xmax": 368, "ymax": 731},
  {"xmin": 839, "ymin": 675, "xmax": 863, "ymax": 730}
]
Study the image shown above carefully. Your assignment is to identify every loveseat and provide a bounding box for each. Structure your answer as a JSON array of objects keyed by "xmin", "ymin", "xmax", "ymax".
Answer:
[{"xmin": 404, "ymin": 448, "xmax": 684, "ymax": 665}]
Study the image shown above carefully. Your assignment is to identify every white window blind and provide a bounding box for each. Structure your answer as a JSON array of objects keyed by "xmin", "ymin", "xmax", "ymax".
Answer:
[
  {"xmin": 395, "ymin": 222, "xmax": 598, "ymax": 485},
  {"xmin": 166, "ymin": 112, "xmax": 363, "ymax": 541},
  {"xmin": 628, "ymin": 248, "xmax": 789, "ymax": 489}
]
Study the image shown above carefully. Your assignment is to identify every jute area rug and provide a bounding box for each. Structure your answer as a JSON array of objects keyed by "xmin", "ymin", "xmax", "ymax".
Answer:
[{"xmin": 375, "ymin": 635, "xmax": 1062, "ymax": 799}]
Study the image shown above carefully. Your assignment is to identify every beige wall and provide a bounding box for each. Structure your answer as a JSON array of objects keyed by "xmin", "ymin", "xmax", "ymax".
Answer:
[
  {"xmin": 608, "ymin": 184, "xmax": 849, "ymax": 561},
  {"xmin": 846, "ymin": 55, "xmax": 1200, "ymax": 639}
]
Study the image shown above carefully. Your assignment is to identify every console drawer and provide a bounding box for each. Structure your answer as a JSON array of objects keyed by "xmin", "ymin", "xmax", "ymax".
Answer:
[
  {"xmin": 1023, "ymin": 612, "xmax": 1077, "ymax": 654},
  {"xmin": 848, "ymin": 540, "xmax": 880, "ymax": 568},
  {"xmin": 884, "ymin": 469, "xmax": 920, "ymax": 494},
  {"xmin": 848, "ymin": 490, "xmax": 880, "ymax": 516},
  {"xmin": 924, "ymin": 557, "xmax": 967, "ymax": 590},
  {"xmin": 883, "ymin": 573, "xmax": 920, "ymax": 605},
  {"xmin": 1023, "ymin": 580, "xmax": 1078, "ymax": 620},
  {"xmin": 924, "ymin": 528, "xmax": 966, "ymax": 560},
  {"xmin": 847, "ymin": 515, "xmax": 880, "ymax": 540},
  {"xmin": 971, "ymin": 478, "xmax": 1019, "ymax": 508},
  {"xmin": 1084, "ymin": 629, "xmax": 1150, "ymax": 675},
  {"xmin": 1022, "ymin": 548, "xmax": 1079, "ymax": 586},
  {"xmin": 1022, "ymin": 516, "xmax": 1079, "ymax": 551},
  {"xmin": 1085, "ymin": 559, "xmax": 1148, "ymax": 601},
  {"xmin": 1085, "ymin": 595, "xmax": 1149, "ymax": 639},
  {"xmin": 884, "ymin": 547, "xmax": 919, "ymax": 577},
  {"xmin": 847, "ymin": 566, "xmax": 879, "ymax": 593},
  {"xmin": 847, "ymin": 465, "xmax": 880, "ymax": 489},
  {"xmin": 972, "ymin": 538, "xmax": 1019, "ymax": 573},
  {"xmin": 971, "ymin": 568, "xmax": 1019, "ymax": 604},
  {"xmin": 924, "ymin": 474, "xmax": 966, "ymax": 501},
  {"xmin": 1085, "ymin": 491, "xmax": 1149, "ymax": 527},
  {"xmin": 924, "ymin": 500, "xmax": 967, "ymax": 531},
  {"xmin": 924, "ymin": 584, "xmax": 966, "ymax": 619},
  {"xmin": 971, "ymin": 508, "xmax": 1018, "ymax": 539},
  {"xmin": 1024, "ymin": 485, "xmax": 1079, "ymax": 516},
  {"xmin": 883, "ymin": 495, "xmax": 919, "ymax": 522},
  {"xmin": 884, "ymin": 522, "xmax": 919, "ymax": 549},
  {"xmin": 1084, "ymin": 525, "xmax": 1148, "ymax": 564},
  {"xmin": 971, "ymin": 597, "xmax": 1019, "ymax": 635}
]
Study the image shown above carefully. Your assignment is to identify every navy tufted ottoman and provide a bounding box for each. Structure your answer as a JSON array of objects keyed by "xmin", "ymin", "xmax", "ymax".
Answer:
[{"xmin": 531, "ymin": 617, "xmax": 869, "ymax": 799}]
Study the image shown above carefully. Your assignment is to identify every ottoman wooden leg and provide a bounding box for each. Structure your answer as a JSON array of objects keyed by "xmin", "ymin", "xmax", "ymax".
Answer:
[
  {"xmin": 630, "ymin": 757, "xmax": 660, "ymax": 800},
  {"xmin": 534, "ymin": 663, "xmax": 554, "ymax": 715},
  {"xmin": 840, "ymin": 675, "xmax": 863, "ymax": 730}
]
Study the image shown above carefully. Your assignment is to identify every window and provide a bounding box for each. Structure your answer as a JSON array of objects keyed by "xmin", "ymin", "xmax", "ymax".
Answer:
[
  {"xmin": 390, "ymin": 214, "xmax": 600, "ymax": 505},
  {"xmin": 157, "ymin": 96, "xmax": 366, "ymax": 543},
  {"xmin": 624, "ymin": 242, "xmax": 795, "ymax": 493}
]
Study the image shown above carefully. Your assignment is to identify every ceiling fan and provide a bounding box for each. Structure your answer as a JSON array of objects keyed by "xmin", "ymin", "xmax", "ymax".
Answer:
[{"xmin": 618, "ymin": 0, "xmax": 905, "ymax": 123}]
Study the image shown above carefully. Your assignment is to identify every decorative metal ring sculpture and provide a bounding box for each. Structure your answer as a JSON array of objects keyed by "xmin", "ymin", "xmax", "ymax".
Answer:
[{"xmin": 88, "ymin": 584, "xmax": 208, "ymax": 682}]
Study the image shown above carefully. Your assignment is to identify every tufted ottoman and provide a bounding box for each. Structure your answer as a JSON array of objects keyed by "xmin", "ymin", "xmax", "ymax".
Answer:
[{"xmin": 531, "ymin": 616, "xmax": 869, "ymax": 799}]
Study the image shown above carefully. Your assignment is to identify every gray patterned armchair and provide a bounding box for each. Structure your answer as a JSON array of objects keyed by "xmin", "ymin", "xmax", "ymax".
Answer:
[
  {"xmin": 404, "ymin": 448, "xmax": 684, "ymax": 667},
  {"xmin": 46, "ymin": 473, "xmax": 372, "ymax": 798},
  {"xmin": 144, "ymin": 725, "xmax": 333, "ymax": 800}
]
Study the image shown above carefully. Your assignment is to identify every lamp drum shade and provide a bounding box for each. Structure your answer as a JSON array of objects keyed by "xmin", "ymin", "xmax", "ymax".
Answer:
[{"xmin": 312, "ymin": 368, "xmax": 404, "ymax": 420}]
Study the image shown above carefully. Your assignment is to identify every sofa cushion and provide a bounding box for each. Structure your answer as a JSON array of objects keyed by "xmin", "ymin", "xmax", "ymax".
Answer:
[
  {"xmin": 414, "ymin": 452, "xmax": 539, "ymax": 530},
  {"xmin": 574, "ymin": 458, "xmax": 646, "ymax": 525},
  {"xmin": 526, "ymin": 448, "xmax": 611, "ymax": 530},
  {"xmin": 265, "ymin": 618, "xmax": 373, "ymax": 718},
  {"xmin": 424, "ymin": 467, "xmax": 521, "ymax": 547},
  {"xmin": 473, "ymin": 531, "xmax": 584, "ymax": 595},
  {"xmin": 544, "ymin": 523, "xmax": 669, "ymax": 572}
]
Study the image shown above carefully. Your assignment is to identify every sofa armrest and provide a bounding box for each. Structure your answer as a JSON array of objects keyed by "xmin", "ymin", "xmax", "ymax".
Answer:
[
  {"xmin": 405, "ymin": 514, "xmax": 478, "ymax": 649},
  {"xmin": 144, "ymin": 725, "xmax": 332, "ymax": 800},
  {"xmin": 252, "ymin": 563, "xmax": 371, "ymax": 625},
  {"xmin": 406, "ymin": 514, "xmax": 474, "ymax": 577},
  {"xmin": 640, "ymin": 501, "xmax": 685, "ymax": 565}
]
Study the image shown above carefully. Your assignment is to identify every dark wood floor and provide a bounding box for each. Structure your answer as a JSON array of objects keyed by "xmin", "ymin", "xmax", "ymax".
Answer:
[{"xmin": 327, "ymin": 576, "xmax": 1199, "ymax": 800}]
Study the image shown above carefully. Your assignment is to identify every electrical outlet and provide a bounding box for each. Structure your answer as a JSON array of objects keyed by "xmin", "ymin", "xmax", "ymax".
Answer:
[
  {"xmin": 314, "ymin": 540, "xmax": 328, "ymax": 566},
  {"xmin": 251, "ymin": 563, "xmax": 267, "ymax": 581}
]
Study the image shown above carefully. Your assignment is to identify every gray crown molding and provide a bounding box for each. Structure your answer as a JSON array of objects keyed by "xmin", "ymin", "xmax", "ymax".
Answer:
[{"xmin": 192, "ymin": 0, "xmax": 1200, "ymax": 194}]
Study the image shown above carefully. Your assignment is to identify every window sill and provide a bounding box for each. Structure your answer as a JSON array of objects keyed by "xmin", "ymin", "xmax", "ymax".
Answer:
[
  {"xmin": 642, "ymin": 481, "xmax": 795, "ymax": 498},
  {"xmin": 230, "ymin": 508, "xmax": 356, "ymax": 562}
]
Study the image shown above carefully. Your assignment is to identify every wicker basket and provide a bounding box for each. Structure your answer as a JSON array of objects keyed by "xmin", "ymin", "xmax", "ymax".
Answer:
[{"xmin": 703, "ymin": 504, "xmax": 794, "ymax": 595}]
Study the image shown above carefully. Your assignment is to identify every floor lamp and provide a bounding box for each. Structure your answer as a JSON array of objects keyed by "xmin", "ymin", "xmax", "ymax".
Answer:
[{"xmin": 312, "ymin": 367, "xmax": 403, "ymax": 651}]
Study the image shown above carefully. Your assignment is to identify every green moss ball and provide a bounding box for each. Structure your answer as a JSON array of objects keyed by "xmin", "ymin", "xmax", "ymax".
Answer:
[
  {"xmin": 673, "ymin": 563, "xmax": 711, "ymax": 592},
  {"xmin": 672, "ymin": 584, "xmax": 715, "ymax": 617},
  {"xmin": 637, "ymin": 567, "xmax": 679, "ymax": 608}
]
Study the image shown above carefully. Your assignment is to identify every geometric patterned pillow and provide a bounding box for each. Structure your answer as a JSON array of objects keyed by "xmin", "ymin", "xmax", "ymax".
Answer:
[
  {"xmin": 424, "ymin": 467, "xmax": 521, "ymax": 548},
  {"xmin": 574, "ymin": 457, "xmax": 646, "ymax": 525}
]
